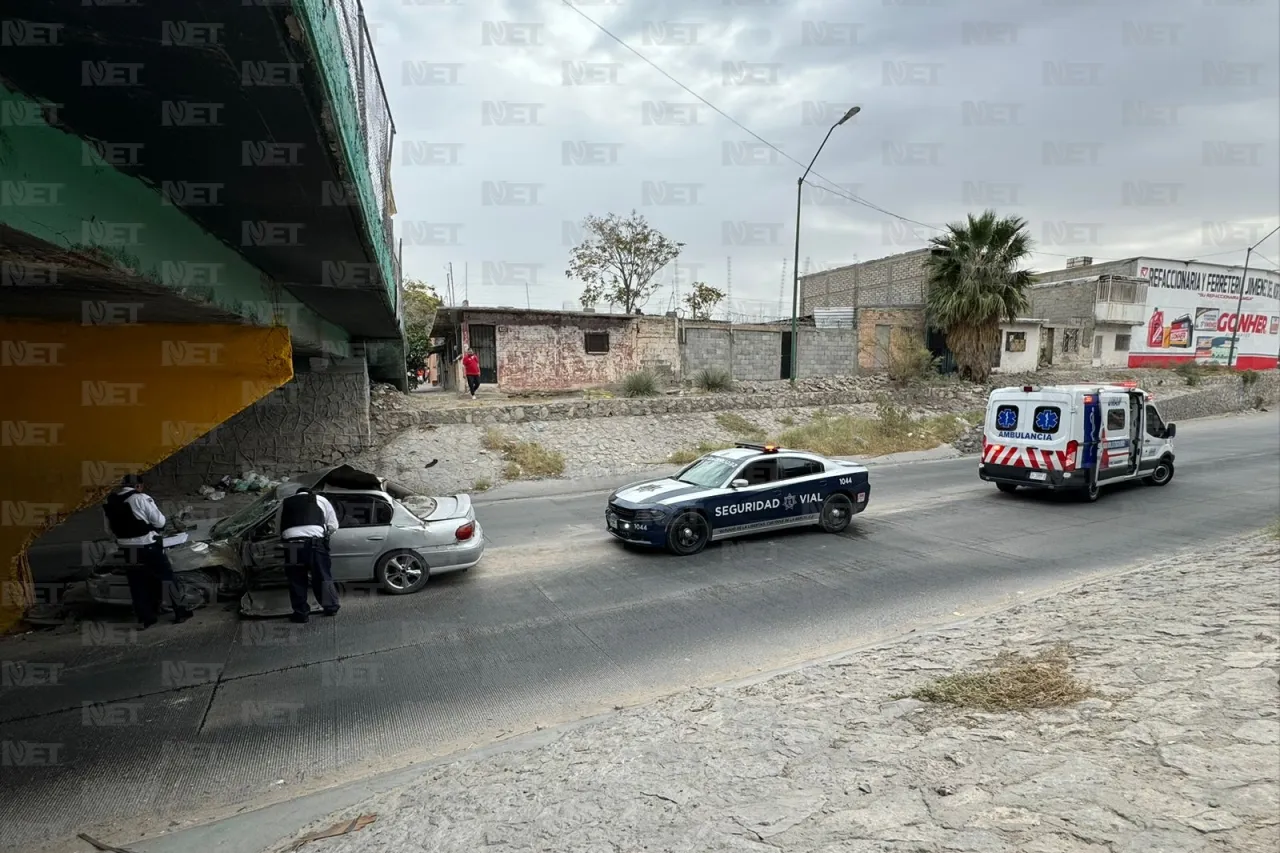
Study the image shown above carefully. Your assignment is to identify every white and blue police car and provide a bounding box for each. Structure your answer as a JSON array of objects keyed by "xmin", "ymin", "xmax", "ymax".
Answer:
[{"xmin": 605, "ymin": 443, "xmax": 871, "ymax": 555}]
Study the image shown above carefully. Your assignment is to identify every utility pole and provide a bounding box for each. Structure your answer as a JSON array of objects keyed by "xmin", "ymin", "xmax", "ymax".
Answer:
[
  {"xmin": 791, "ymin": 105, "xmax": 861, "ymax": 386},
  {"xmin": 1226, "ymin": 224, "xmax": 1280, "ymax": 368}
]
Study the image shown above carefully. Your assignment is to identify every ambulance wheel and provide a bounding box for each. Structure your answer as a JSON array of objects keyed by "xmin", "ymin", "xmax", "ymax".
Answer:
[
  {"xmin": 819, "ymin": 493, "xmax": 854, "ymax": 534},
  {"xmin": 996, "ymin": 483, "xmax": 1019, "ymax": 494},
  {"xmin": 1081, "ymin": 474, "xmax": 1101, "ymax": 502},
  {"xmin": 1145, "ymin": 458, "xmax": 1174, "ymax": 487},
  {"xmin": 667, "ymin": 511, "xmax": 710, "ymax": 556}
]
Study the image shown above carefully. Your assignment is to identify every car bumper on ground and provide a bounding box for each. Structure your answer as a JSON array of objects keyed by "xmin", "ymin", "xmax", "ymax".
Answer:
[
  {"xmin": 419, "ymin": 520, "xmax": 486, "ymax": 572},
  {"xmin": 978, "ymin": 462, "xmax": 1085, "ymax": 490}
]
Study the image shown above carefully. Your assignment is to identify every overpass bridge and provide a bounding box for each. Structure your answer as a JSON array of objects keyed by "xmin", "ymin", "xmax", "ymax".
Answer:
[{"xmin": 0, "ymin": 0, "xmax": 404, "ymax": 632}]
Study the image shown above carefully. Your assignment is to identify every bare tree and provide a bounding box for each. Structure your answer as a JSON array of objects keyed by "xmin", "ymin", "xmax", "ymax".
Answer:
[{"xmin": 566, "ymin": 211, "xmax": 684, "ymax": 313}]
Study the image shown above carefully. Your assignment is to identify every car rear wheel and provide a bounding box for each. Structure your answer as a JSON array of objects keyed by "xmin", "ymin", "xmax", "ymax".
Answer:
[
  {"xmin": 666, "ymin": 511, "xmax": 710, "ymax": 556},
  {"xmin": 375, "ymin": 550, "xmax": 430, "ymax": 594},
  {"xmin": 819, "ymin": 493, "xmax": 854, "ymax": 534},
  {"xmin": 1145, "ymin": 458, "xmax": 1174, "ymax": 487},
  {"xmin": 996, "ymin": 483, "xmax": 1018, "ymax": 494}
]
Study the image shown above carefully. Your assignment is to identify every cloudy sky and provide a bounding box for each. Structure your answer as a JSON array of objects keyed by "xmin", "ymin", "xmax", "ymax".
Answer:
[{"xmin": 361, "ymin": 0, "xmax": 1279, "ymax": 319}]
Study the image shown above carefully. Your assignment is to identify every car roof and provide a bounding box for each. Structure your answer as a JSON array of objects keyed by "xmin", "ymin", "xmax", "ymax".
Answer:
[{"xmin": 707, "ymin": 447, "xmax": 827, "ymax": 464}]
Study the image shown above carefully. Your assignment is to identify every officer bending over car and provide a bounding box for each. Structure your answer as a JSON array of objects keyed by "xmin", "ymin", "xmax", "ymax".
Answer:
[
  {"xmin": 276, "ymin": 486, "xmax": 341, "ymax": 623},
  {"xmin": 102, "ymin": 474, "xmax": 192, "ymax": 629}
]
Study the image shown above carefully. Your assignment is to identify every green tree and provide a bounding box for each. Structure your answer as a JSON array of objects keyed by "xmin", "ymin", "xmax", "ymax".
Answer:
[
  {"xmin": 924, "ymin": 210, "xmax": 1035, "ymax": 382},
  {"xmin": 566, "ymin": 211, "xmax": 684, "ymax": 313},
  {"xmin": 402, "ymin": 279, "xmax": 441, "ymax": 381},
  {"xmin": 683, "ymin": 282, "xmax": 725, "ymax": 320}
]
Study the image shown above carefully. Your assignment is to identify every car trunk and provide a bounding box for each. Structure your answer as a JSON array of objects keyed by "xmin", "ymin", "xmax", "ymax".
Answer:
[{"xmin": 402, "ymin": 494, "xmax": 473, "ymax": 523}]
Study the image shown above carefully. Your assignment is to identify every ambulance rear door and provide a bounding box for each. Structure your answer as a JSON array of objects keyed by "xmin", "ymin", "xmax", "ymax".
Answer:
[{"xmin": 985, "ymin": 388, "xmax": 1077, "ymax": 480}]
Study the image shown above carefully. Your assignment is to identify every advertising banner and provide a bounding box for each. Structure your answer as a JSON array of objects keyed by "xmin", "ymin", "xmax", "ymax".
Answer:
[{"xmin": 1132, "ymin": 258, "xmax": 1280, "ymax": 369}]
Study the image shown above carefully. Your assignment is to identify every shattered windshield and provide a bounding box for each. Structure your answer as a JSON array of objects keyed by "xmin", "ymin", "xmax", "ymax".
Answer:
[
  {"xmin": 210, "ymin": 490, "xmax": 281, "ymax": 539},
  {"xmin": 676, "ymin": 455, "xmax": 738, "ymax": 489}
]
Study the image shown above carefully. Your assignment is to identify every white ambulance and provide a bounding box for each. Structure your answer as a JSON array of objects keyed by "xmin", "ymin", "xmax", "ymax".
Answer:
[{"xmin": 977, "ymin": 381, "xmax": 1177, "ymax": 502}]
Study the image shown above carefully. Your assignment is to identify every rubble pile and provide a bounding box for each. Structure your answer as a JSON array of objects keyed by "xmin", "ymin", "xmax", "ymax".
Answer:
[{"xmin": 198, "ymin": 471, "xmax": 277, "ymax": 502}]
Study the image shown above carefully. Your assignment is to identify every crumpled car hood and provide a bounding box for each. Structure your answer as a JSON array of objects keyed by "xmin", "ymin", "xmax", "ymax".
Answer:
[{"xmin": 170, "ymin": 538, "xmax": 240, "ymax": 573}]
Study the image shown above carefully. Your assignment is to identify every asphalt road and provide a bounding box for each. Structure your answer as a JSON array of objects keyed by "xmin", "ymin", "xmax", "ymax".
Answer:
[{"xmin": 1, "ymin": 412, "xmax": 1276, "ymax": 853}]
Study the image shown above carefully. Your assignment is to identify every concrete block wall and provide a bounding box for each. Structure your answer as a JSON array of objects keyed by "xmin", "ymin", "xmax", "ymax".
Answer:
[
  {"xmin": 730, "ymin": 330, "xmax": 781, "ymax": 381},
  {"xmin": 799, "ymin": 249, "xmax": 932, "ymax": 314},
  {"xmin": 797, "ymin": 327, "xmax": 857, "ymax": 378},
  {"xmin": 682, "ymin": 327, "xmax": 732, "ymax": 377},
  {"xmin": 149, "ymin": 356, "xmax": 373, "ymax": 491}
]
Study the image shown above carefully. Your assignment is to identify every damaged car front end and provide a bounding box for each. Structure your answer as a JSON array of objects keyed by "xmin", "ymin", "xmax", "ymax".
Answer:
[{"xmin": 87, "ymin": 465, "xmax": 484, "ymax": 618}]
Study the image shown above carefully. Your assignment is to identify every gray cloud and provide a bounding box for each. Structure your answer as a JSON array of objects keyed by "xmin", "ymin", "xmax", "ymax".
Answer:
[{"xmin": 371, "ymin": 0, "xmax": 1280, "ymax": 317}]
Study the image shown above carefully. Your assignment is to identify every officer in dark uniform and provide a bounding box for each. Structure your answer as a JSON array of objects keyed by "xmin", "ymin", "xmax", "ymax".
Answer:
[
  {"xmin": 276, "ymin": 486, "xmax": 340, "ymax": 623},
  {"xmin": 102, "ymin": 474, "xmax": 192, "ymax": 629}
]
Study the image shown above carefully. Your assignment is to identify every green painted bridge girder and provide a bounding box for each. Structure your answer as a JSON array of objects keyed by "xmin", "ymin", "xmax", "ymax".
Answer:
[{"xmin": 0, "ymin": 86, "xmax": 350, "ymax": 355}]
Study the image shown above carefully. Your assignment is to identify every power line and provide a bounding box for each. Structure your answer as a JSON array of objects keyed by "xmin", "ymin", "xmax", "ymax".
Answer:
[
  {"xmin": 555, "ymin": 0, "xmax": 930, "ymax": 228},
  {"xmin": 556, "ymin": 1, "xmax": 1277, "ymax": 270}
]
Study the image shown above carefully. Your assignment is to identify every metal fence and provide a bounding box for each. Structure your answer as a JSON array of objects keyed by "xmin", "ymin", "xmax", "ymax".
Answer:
[{"xmin": 328, "ymin": 0, "xmax": 397, "ymax": 290}]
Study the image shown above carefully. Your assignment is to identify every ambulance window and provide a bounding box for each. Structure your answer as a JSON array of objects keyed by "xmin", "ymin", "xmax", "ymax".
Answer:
[
  {"xmin": 994, "ymin": 405, "xmax": 1019, "ymax": 431},
  {"xmin": 1106, "ymin": 407, "xmax": 1126, "ymax": 431},
  {"xmin": 1032, "ymin": 406, "xmax": 1062, "ymax": 434},
  {"xmin": 1145, "ymin": 405, "xmax": 1166, "ymax": 437},
  {"xmin": 778, "ymin": 458, "xmax": 823, "ymax": 480}
]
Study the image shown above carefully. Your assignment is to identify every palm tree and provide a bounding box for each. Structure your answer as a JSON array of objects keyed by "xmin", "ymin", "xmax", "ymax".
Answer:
[{"xmin": 924, "ymin": 210, "xmax": 1035, "ymax": 382}]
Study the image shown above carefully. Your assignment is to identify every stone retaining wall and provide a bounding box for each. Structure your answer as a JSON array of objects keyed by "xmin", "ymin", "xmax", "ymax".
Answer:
[{"xmin": 1155, "ymin": 371, "xmax": 1280, "ymax": 422}]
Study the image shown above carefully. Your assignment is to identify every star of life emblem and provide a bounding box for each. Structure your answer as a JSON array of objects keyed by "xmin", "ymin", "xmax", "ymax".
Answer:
[{"xmin": 783, "ymin": 494, "xmax": 797, "ymax": 510}]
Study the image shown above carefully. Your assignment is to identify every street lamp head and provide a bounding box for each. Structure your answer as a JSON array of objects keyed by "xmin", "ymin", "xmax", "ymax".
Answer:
[{"xmin": 837, "ymin": 105, "xmax": 862, "ymax": 126}]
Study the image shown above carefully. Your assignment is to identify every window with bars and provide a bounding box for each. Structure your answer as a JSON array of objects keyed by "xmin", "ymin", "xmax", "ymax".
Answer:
[{"xmin": 584, "ymin": 332, "xmax": 609, "ymax": 354}]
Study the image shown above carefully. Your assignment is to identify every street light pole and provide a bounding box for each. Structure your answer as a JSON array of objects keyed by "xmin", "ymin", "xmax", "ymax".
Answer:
[
  {"xmin": 790, "ymin": 105, "xmax": 861, "ymax": 387},
  {"xmin": 1225, "ymin": 224, "xmax": 1279, "ymax": 369}
]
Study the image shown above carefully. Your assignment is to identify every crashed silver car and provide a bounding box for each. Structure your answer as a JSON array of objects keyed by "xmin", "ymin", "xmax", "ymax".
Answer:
[{"xmin": 85, "ymin": 465, "xmax": 484, "ymax": 615}]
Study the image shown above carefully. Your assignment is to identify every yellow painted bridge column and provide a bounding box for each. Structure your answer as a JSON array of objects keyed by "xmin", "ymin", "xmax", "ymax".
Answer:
[{"xmin": 0, "ymin": 321, "xmax": 294, "ymax": 634}]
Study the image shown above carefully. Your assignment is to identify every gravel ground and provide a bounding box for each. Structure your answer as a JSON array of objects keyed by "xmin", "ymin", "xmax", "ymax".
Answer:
[
  {"xmin": 288, "ymin": 530, "xmax": 1280, "ymax": 853},
  {"xmin": 350, "ymin": 403, "xmax": 969, "ymax": 496}
]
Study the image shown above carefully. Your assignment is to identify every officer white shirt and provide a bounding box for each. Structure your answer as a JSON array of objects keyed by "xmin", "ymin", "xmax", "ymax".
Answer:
[
  {"xmin": 279, "ymin": 493, "xmax": 339, "ymax": 541},
  {"xmin": 104, "ymin": 488, "xmax": 167, "ymax": 546}
]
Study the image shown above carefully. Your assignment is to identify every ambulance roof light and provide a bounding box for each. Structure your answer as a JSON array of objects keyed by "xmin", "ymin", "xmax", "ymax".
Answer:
[{"xmin": 1022, "ymin": 385, "xmax": 1035, "ymax": 392}]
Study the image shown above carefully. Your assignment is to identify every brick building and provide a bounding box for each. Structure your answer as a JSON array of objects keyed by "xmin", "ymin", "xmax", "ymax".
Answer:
[
  {"xmin": 798, "ymin": 248, "xmax": 936, "ymax": 370},
  {"xmin": 431, "ymin": 306, "xmax": 858, "ymax": 394}
]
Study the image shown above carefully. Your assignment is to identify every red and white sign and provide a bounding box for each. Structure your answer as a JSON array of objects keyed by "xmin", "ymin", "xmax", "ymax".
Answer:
[{"xmin": 1132, "ymin": 258, "xmax": 1280, "ymax": 370}]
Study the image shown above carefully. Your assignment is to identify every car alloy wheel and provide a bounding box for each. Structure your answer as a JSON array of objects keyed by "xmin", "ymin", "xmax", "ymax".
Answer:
[
  {"xmin": 667, "ymin": 511, "xmax": 710, "ymax": 556},
  {"xmin": 375, "ymin": 550, "xmax": 430, "ymax": 594},
  {"xmin": 819, "ymin": 493, "xmax": 854, "ymax": 533},
  {"xmin": 1148, "ymin": 460, "xmax": 1174, "ymax": 486}
]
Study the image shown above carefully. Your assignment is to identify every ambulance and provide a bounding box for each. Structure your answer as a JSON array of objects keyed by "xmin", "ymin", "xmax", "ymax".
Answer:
[{"xmin": 977, "ymin": 381, "xmax": 1177, "ymax": 502}]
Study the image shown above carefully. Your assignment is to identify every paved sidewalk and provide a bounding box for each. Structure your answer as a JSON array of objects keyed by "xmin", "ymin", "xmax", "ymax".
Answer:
[{"xmin": 255, "ymin": 530, "xmax": 1280, "ymax": 853}]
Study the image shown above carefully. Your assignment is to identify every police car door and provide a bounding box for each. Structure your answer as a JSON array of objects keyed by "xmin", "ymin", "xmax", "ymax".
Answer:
[
  {"xmin": 1097, "ymin": 392, "xmax": 1133, "ymax": 480},
  {"xmin": 708, "ymin": 457, "xmax": 781, "ymax": 538},
  {"xmin": 775, "ymin": 455, "xmax": 826, "ymax": 524}
]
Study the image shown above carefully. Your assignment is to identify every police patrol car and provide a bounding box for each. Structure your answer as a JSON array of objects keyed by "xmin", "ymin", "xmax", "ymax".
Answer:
[
  {"xmin": 978, "ymin": 381, "xmax": 1177, "ymax": 502},
  {"xmin": 605, "ymin": 443, "xmax": 871, "ymax": 555}
]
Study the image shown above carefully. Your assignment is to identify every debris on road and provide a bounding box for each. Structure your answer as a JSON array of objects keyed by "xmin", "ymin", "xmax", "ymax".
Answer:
[{"xmin": 281, "ymin": 814, "xmax": 376, "ymax": 851}]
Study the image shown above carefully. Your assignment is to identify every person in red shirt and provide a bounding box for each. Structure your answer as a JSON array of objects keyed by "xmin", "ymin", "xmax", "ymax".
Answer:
[{"xmin": 461, "ymin": 348, "xmax": 481, "ymax": 398}]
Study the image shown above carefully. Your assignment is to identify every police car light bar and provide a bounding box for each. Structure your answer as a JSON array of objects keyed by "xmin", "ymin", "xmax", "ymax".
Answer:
[{"xmin": 735, "ymin": 442, "xmax": 779, "ymax": 453}]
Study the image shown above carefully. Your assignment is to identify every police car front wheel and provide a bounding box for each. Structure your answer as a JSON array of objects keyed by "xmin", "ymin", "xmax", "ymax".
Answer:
[
  {"xmin": 666, "ymin": 511, "xmax": 710, "ymax": 556},
  {"xmin": 819, "ymin": 493, "xmax": 855, "ymax": 534}
]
